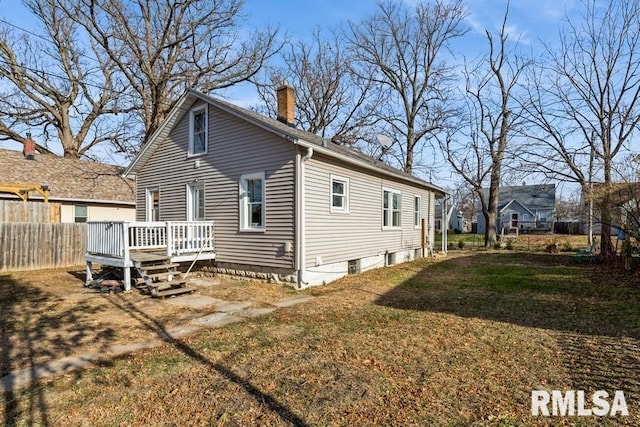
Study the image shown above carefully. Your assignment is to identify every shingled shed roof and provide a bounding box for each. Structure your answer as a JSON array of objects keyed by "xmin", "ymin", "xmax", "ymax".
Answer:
[{"xmin": 0, "ymin": 148, "xmax": 135, "ymax": 204}]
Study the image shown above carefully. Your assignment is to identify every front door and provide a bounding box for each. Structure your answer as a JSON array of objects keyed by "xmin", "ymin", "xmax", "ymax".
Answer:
[
  {"xmin": 511, "ymin": 213, "xmax": 518, "ymax": 229},
  {"xmin": 186, "ymin": 183, "xmax": 205, "ymax": 251}
]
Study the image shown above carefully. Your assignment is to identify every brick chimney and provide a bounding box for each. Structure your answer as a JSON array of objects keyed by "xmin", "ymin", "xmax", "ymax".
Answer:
[
  {"xmin": 276, "ymin": 84, "xmax": 295, "ymax": 126},
  {"xmin": 23, "ymin": 132, "xmax": 36, "ymax": 160}
]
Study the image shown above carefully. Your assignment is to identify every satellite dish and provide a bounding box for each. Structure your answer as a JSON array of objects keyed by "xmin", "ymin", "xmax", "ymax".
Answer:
[{"xmin": 376, "ymin": 134, "xmax": 392, "ymax": 149}]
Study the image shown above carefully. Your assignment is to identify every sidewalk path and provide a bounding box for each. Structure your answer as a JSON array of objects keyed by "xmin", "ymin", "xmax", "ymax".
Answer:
[{"xmin": 0, "ymin": 294, "xmax": 315, "ymax": 393}]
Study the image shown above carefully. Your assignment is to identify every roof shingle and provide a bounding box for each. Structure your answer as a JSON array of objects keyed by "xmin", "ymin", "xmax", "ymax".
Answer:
[
  {"xmin": 125, "ymin": 90, "xmax": 446, "ymax": 195},
  {"xmin": 0, "ymin": 149, "xmax": 135, "ymax": 204}
]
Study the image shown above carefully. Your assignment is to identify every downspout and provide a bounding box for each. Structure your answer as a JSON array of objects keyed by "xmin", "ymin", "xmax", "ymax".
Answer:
[{"xmin": 296, "ymin": 147, "xmax": 313, "ymax": 287}]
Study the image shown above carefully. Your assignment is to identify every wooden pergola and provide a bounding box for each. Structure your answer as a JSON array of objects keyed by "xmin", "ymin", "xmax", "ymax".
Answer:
[{"xmin": 0, "ymin": 182, "xmax": 50, "ymax": 202}]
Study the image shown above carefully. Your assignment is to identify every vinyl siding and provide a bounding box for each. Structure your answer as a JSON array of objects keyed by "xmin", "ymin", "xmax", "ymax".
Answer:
[
  {"xmin": 136, "ymin": 99, "xmax": 296, "ymax": 269},
  {"xmin": 304, "ymin": 152, "xmax": 437, "ymax": 267}
]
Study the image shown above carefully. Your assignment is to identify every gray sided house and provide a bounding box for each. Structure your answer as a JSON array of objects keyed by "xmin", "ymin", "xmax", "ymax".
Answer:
[
  {"xmin": 124, "ymin": 87, "xmax": 446, "ymax": 287},
  {"xmin": 476, "ymin": 184, "xmax": 556, "ymax": 234}
]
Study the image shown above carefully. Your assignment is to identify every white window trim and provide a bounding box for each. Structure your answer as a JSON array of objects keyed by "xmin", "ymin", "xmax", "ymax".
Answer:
[
  {"xmin": 414, "ymin": 195, "xmax": 421, "ymax": 229},
  {"xmin": 330, "ymin": 174, "xmax": 350, "ymax": 214},
  {"xmin": 239, "ymin": 172, "xmax": 266, "ymax": 232},
  {"xmin": 382, "ymin": 187, "xmax": 402, "ymax": 229},
  {"xmin": 188, "ymin": 104, "xmax": 208, "ymax": 157},
  {"xmin": 187, "ymin": 182, "xmax": 205, "ymax": 221},
  {"xmin": 146, "ymin": 186, "xmax": 160, "ymax": 221}
]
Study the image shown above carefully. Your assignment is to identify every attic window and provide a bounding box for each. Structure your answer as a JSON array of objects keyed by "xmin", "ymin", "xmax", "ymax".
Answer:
[{"xmin": 189, "ymin": 105, "xmax": 208, "ymax": 156}]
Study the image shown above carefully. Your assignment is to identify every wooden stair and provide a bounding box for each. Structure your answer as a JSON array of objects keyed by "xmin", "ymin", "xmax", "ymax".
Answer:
[{"xmin": 131, "ymin": 253, "xmax": 195, "ymax": 299}]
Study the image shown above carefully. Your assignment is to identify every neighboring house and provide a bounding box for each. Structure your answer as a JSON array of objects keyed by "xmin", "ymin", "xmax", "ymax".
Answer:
[
  {"xmin": 123, "ymin": 86, "xmax": 447, "ymax": 287},
  {"xmin": 0, "ymin": 148, "xmax": 135, "ymax": 222},
  {"xmin": 434, "ymin": 204, "xmax": 472, "ymax": 232},
  {"xmin": 476, "ymin": 184, "xmax": 556, "ymax": 234}
]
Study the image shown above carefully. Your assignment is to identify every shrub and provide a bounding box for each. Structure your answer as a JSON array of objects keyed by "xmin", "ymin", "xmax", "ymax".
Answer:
[
  {"xmin": 458, "ymin": 239, "xmax": 465, "ymax": 249},
  {"xmin": 493, "ymin": 242, "xmax": 502, "ymax": 250},
  {"xmin": 562, "ymin": 241, "xmax": 573, "ymax": 252},
  {"xmin": 505, "ymin": 241, "xmax": 514, "ymax": 250},
  {"xmin": 545, "ymin": 242, "xmax": 559, "ymax": 253}
]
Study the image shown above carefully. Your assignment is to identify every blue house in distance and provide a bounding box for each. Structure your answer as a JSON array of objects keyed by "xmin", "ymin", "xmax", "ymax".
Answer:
[{"xmin": 476, "ymin": 184, "xmax": 556, "ymax": 234}]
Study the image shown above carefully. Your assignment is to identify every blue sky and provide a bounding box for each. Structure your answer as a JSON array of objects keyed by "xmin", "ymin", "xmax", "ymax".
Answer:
[
  {"xmin": 0, "ymin": 0, "xmax": 579, "ymax": 190},
  {"xmin": 222, "ymin": 0, "xmax": 576, "ymax": 105},
  {"xmin": 0, "ymin": 0, "xmax": 575, "ymax": 121}
]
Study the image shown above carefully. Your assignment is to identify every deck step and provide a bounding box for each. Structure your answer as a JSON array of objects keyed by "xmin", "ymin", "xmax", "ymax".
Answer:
[
  {"xmin": 151, "ymin": 279, "xmax": 187, "ymax": 290},
  {"xmin": 151, "ymin": 286, "xmax": 196, "ymax": 299},
  {"xmin": 130, "ymin": 252, "xmax": 171, "ymax": 263},
  {"xmin": 135, "ymin": 272, "xmax": 179, "ymax": 285},
  {"xmin": 144, "ymin": 271, "xmax": 178, "ymax": 281},
  {"xmin": 141, "ymin": 263, "xmax": 180, "ymax": 272}
]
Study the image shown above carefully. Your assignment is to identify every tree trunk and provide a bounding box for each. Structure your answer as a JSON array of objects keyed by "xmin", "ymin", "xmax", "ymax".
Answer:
[
  {"xmin": 484, "ymin": 209, "xmax": 497, "ymax": 248},
  {"xmin": 600, "ymin": 159, "xmax": 615, "ymax": 257},
  {"xmin": 404, "ymin": 131, "xmax": 415, "ymax": 174},
  {"xmin": 484, "ymin": 167, "xmax": 501, "ymax": 248}
]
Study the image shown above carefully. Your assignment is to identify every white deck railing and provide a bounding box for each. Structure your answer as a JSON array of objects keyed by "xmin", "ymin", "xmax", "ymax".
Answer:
[
  {"xmin": 87, "ymin": 221, "xmax": 215, "ymax": 259},
  {"xmin": 87, "ymin": 221, "xmax": 127, "ymax": 257},
  {"xmin": 128, "ymin": 222, "xmax": 167, "ymax": 250}
]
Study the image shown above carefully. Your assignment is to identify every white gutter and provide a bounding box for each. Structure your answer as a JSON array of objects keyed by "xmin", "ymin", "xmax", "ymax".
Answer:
[{"xmin": 295, "ymin": 147, "xmax": 313, "ymax": 287}]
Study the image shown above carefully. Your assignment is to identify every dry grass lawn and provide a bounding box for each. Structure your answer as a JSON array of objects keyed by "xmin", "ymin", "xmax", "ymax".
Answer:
[{"xmin": 2, "ymin": 251, "xmax": 640, "ymax": 426}]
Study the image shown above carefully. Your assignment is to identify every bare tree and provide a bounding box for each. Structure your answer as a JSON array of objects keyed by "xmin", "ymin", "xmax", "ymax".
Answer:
[
  {"xmin": 0, "ymin": 0, "xmax": 126, "ymax": 158},
  {"xmin": 440, "ymin": 2, "xmax": 529, "ymax": 247},
  {"xmin": 522, "ymin": 0, "xmax": 640, "ymax": 257},
  {"xmin": 254, "ymin": 28, "xmax": 382, "ymax": 147},
  {"xmin": 57, "ymin": 0, "xmax": 280, "ymax": 146},
  {"xmin": 346, "ymin": 0, "xmax": 467, "ymax": 174}
]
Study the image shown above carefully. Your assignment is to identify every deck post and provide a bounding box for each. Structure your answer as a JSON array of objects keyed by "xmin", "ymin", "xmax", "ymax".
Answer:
[
  {"xmin": 85, "ymin": 261, "xmax": 93, "ymax": 285},
  {"xmin": 166, "ymin": 222, "xmax": 173, "ymax": 257},
  {"xmin": 122, "ymin": 222, "xmax": 130, "ymax": 261},
  {"xmin": 123, "ymin": 267, "xmax": 131, "ymax": 292},
  {"xmin": 122, "ymin": 222, "xmax": 131, "ymax": 291}
]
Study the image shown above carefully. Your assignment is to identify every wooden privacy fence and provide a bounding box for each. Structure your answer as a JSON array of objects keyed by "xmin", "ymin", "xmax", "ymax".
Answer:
[
  {"xmin": 0, "ymin": 200, "xmax": 61, "ymax": 223},
  {"xmin": 0, "ymin": 223, "xmax": 86, "ymax": 271}
]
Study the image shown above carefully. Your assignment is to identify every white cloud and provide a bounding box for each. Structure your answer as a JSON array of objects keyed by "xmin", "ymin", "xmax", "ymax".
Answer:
[{"xmin": 502, "ymin": 24, "xmax": 531, "ymax": 45}]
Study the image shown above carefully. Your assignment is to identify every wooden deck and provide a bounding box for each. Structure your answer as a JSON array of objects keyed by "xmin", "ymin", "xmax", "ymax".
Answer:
[{"xmin": 85, "ymin": 221, "xmax": 215, "ymax": 291}]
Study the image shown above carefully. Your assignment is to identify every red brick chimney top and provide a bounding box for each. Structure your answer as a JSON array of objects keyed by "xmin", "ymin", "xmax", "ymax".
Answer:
[
  {"xmin": 23, "ymin": 133, "xmax": 36, "ymax": 160},
  {"xmin": 276, "ymin": 84, "xmax": 295, "ymax": 126}
]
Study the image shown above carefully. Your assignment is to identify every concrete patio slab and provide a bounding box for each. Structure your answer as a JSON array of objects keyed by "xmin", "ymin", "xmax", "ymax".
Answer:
[
  {"xmin": 214, "ymin": 301, "xmax": 252, "ymax": 312},
  {"xmin": 0, "ymin": 353, "xmax": 102, "ymax": 393},
  {"xmin": 108, "ymin": 340, "xmax": 161, "ymax": 356},
  {"xmin": 165, "ymin": 295, "xmax": 226, "ymax": 310},
  {"xmin": 235, "ymin": 307, "xmax": 277, "ymax": 318},
  {"xmin": 0, "ymin": 289, "xmax": 319, "ymax": 392},
  {"xmin": 273, "ymin": 295, "xmax": 315, "ymax": 308},
  {"xmin": 191, "ymin": 313, "xmax": 245, "ymax": 328}
]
